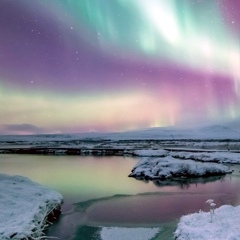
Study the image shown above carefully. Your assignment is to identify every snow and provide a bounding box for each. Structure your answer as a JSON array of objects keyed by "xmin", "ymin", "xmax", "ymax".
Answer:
[
  {"xmin": 170, "ymin": 151, "xmax": 240, "ymax": 164},
  {"xmin": 100, "ymin": 227, "xmax": 161, "ymax": 240},
  {"xmin": 0, "ymin": 174, "xmax": 63, "ymax": 240},
  {"xmin": 129, "ymin": 156, "xmax": 231, "ymax": 180},
  {"xmin": 0, "ymin": 124, "xmax": 239, "ymax": 155},
  {"xmin": 200, "ymin": 125, "xmax": 239, "ymax": 134},
  {"xmin": 132, "ymin": 150, "xmax": 240, "ymax": 164},
  {"xmin": 0, "ymin": 123, "xmax": 239, "ymax": 239},
  {"xmin": 133, "ymin": 149, "xmax": 168, "ymax": 157},
  {"xmin": 174, "ymin": 205, "xmax": 240, "ymax": 240},
  {"xmin": 0, "ymin": 124, "xmax": 239, "ymax": 144}
]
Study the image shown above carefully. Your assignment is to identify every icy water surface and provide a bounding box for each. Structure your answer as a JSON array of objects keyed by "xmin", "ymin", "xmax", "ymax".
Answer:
[{"xmin": 0, "ymin": 154, "xmax": 240, "ymax": 240}]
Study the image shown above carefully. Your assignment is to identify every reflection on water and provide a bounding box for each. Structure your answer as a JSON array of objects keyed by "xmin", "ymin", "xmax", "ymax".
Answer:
[
  {"xmin": 135, "ymin": 175, "xmax": 226, "ymax": 189},
  {"xmin": 75, "ymin": 192, "xmax": 237, "ymax": 224},
  {"xmin": 0, "ymin": 155, "xmax": 240, "ymax": 240}
]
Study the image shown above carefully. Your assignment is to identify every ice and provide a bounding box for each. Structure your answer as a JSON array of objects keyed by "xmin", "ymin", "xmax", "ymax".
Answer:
[
  {"xmin": 100, "ymin": 227, "xmax": 161, "ymax": 240},
  {"xmin": 0, "ymin": 174, "xmax": 63, "ymax": 240}
]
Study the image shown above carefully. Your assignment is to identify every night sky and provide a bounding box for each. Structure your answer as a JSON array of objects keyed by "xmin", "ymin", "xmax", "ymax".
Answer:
[{"xmin": 0, "ymin": 0, "xmax": 239, "ymax": 135}]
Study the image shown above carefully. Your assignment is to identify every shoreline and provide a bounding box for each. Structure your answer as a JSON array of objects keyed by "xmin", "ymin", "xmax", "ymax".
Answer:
[{"xmin": 0, "ymin": 146, "xmax": 239, "ymax": 156}]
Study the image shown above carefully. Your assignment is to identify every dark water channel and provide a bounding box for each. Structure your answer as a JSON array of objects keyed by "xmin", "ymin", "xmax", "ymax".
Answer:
[{"xmin": 0, "ymin": 154, "xmax": 240, "ymax": 240}]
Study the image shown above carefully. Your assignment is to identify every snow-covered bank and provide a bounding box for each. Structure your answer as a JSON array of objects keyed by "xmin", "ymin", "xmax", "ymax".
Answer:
[
  {"xmin": 0, "ymin": 174, "xmax": 63, "ymax": 240},
  {"xmin": 170, "ymin": 151, "xmax": 240, "ymax": 164},
  {"xmin": 129, "ymin": 156, "xmax": 231, "ymax": 180},
  {"xmin": 133, "ymin": 149, "xmax": 168, "ymax": 157},
  {"xmin": 133, "ymin": 150, "xmax": 240, "ymax": 164},
  {"xmin": 174, "ymin": 205, "xmax": 240, "ymax": 240}
]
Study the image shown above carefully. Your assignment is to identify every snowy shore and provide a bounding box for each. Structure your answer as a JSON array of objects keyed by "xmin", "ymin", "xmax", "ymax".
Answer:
[
  {"xmin": 133, "ymin": 150, "xmax": 240, "ymax": 164},
  {"xmin": 170, "ymin": 151, "xmax": 240, "ymax": 163},
  {"xmin": 0, "ymin": 124, "xmax": 239, "ymax": 156},
  {"xmin": 0, "ymin": 174, "xmax": 63, "ymax": 240},
  {"xmin": 174, "ymin": 204, "xmax": 240, "ymax": 240}
]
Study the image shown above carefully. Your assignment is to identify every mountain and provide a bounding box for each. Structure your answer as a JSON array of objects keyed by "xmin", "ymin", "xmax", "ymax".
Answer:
[{"xmin": 0, "ymin": 124, "xmax": 239, "ymax": 143}]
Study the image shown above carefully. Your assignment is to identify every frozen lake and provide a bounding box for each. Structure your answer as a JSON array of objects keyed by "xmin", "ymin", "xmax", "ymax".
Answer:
[{"xmin": 0, "ymin": 154, "xmax": 240, "ymax": 239}]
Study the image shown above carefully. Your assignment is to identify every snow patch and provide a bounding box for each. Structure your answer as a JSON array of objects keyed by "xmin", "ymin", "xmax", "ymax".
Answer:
[
  {"xmin": 170, "ymin": 151, "xmax": 240, "ymax": 164},
  {"xmin": 134, "ymin": 149, "xmax": 168, "ymax": 157},
  {"xmin": 0, "ymin": 174, "xmax": 63, "ymax": 240},
  {"xmin": 175, "ymin": 205, "xmax": 240, "ymax": 240}
]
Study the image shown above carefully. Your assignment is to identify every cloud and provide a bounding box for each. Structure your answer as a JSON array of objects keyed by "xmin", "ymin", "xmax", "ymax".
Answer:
[{"xmin": 1, "ymin": 123, "xmax": 49, "ymax": 135}]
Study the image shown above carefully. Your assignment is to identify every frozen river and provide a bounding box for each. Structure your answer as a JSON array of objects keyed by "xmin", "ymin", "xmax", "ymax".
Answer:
[{"xmin": 0, "ymin": 154, "xmax": 240, "ymax": 239}]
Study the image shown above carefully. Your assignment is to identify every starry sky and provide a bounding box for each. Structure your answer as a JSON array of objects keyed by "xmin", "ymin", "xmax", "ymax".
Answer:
[{"xmin": 0, "ymin": 0, "xmax": 239, "ymax": 135}]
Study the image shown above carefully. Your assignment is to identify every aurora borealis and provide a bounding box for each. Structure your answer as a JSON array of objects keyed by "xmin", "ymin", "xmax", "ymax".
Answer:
[{"xmin": 0, "ymin": 0, "xmax": 239, "ymax": 135}]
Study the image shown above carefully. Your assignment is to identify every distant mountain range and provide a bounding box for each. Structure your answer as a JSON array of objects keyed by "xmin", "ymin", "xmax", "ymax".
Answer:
[
  {"xmin": 0, "ymin": 123, "xmax": 239, "ymax": 142},
  {"xmin": 107, "ymin": 124, "xmax": 240, "ymax": 140}
]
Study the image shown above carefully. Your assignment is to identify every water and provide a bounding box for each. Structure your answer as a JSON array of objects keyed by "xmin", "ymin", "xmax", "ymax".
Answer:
[{"xmin": 0, "ymin": 154, "xmax": 240, "ymax": 239}]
